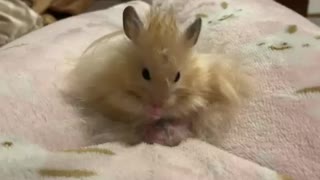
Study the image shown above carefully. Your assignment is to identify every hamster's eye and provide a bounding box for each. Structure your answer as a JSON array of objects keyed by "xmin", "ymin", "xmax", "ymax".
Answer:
[
  {"xmin": 174, "ymin": 72, "xmax": 180, "ymax": 83},
  {"xmin": 142, "ymin": 68, "xmax": 151, "ymax": 81}
]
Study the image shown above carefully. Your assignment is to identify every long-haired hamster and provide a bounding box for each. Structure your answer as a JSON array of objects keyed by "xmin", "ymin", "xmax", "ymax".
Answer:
[{"xmin": 65, "ymin": 5, "xmax": 253, "ymax": 146}]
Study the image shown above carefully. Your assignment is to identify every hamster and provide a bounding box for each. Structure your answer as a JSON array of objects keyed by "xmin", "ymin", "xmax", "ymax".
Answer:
[{"xmin": 65, "ymin": 5, "xmax": 253, "ymax": 146}]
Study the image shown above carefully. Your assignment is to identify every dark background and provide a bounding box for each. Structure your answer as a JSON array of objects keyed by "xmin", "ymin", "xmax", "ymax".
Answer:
[{"xmin": 275, "ymin": 0, "xmax": 309, "ymax": 17}]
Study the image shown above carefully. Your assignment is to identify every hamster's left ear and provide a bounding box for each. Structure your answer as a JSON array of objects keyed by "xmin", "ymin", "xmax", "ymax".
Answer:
[{"xmin": 183, "ymin": 18, "xmax": 202, "ymax": 48}]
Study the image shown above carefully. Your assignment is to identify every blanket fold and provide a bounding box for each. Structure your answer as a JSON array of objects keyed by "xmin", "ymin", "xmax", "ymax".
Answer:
[
  {"xmin": 0, "ymin": 0, "xmax": 42, "ymax": 47},
  {"xmin": 0, "ymin": 137, "xmax": 286, "ymax": 180}
]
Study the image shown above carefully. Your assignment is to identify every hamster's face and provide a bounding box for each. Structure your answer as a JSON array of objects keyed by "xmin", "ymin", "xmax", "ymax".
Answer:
[
  {"xmin": 121, "ymin": 44, "xmax": 209, "ymax": 121},
  {"xmin": 118, "ymin": 6, "xmax": 204, "ymax": 121}
]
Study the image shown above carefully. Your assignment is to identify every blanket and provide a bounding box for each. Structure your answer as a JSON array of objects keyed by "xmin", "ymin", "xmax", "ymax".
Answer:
[
  {"xmin": 31, "ymin": 0, "xmax": 94, "ymax": 15},
  {"xmin": 30, "ymin": 0, "xmax": 95, "ymax": 24},
  {"xmin": 0, "ymin": 0, "xmax": 139, "ymax": 47},
  {"xmin": 0, "ymin": 0, "xmax": 43, "ymax": 47},
  {"xmin": 0, "ymin": 137, "xmax": 286, "ymax": 180},
  {"xmin": 0, "ymin": 0, "xmax": 319, "ymax": 179}
]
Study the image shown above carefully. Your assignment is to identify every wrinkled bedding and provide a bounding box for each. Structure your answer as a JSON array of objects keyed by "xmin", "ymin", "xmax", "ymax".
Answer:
[
  {"xmin": 0, "ymin": 0, "xmax": 320, "ymax": 179},
  {"xmin": 0, "ymin": 137, "xmax": 284, "ymax": 180},
  {"xmin": 0, "ymin": 0, "xmax": 42, "ymax": 47}
]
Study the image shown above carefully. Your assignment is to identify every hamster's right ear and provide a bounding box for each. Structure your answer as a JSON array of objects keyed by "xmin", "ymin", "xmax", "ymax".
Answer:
[{"xmin": 123, "ymin": 6, "xmax": 144, "ymax": 42}]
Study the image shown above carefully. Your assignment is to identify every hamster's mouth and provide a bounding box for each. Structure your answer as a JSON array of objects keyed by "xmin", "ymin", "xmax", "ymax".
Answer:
[
  {"xmin": 149, "ymin": 114, "xmax": 162, "ymax": 121},
  {"xmin": 146, "ymin": 107, "xmax": 163, "ymax": 122},
  {"xmin": 144, "ymin": 118, "xmax": 173, "ymax": 127},
  {"xmin": 146, "ymin": 112, "xmax": 163, "ymax": 122}
]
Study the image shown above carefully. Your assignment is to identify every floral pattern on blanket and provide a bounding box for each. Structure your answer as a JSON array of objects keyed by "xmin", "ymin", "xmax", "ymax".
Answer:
[
  {"xmin": 0, "ymin": 136, "xmax": 285, "ymax": 180},
  {"xmin": 159, "ymin": 0, "xmax": 320, "ymax": 179},
  {"xmin": 0, "ymin": 0, "xmax": 320, "ymax": 179}
]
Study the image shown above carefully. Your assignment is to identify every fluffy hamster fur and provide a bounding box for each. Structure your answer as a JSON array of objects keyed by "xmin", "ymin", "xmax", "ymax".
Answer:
[{"xmin": 65, "ymin": 5, "xmax": 253, "ymax": 146}]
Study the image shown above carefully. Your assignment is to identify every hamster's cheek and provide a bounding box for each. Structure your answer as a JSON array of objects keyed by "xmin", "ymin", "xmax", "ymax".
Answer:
[
  {"xmin": 126, "ymin": 101, "xmax": 145, "ymax": 115},
  {"xmin": 188, "ymin": 95, "xmax": 207, "ymax": 109},
  {"xmin": 115, "ymin": 94, "xmax": 145, "ymax": 115}
]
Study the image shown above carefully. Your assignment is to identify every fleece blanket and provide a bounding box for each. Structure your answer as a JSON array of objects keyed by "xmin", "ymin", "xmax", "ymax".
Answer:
[
  {"xmin": 0, "ymin": 0, "xmax": 42, "ymax": 47},
  {"xmin": 0, "ymin": 136, "xmax": 285, "ymax": 180},
  {"xmin": 0, "ymin": 0, "xmax": 319, "ymax": 179}
]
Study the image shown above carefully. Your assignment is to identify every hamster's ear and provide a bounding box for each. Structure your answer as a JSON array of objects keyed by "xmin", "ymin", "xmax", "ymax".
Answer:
[
  {"xmin": 123, "ymin": 6, "xmax": 144, "ymax": 42},
  {"xmin": 183, "ymin": 18, "xmax": 202, "ymax": 47}
]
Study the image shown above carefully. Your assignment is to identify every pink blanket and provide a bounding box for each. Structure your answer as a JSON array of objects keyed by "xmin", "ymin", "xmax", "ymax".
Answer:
[
  {"xmin": 172, "ymin": 0, "xmax": 320, "ymax": 179},
  {"xmin": 0, "ymin": 0, "xmax": 319, "ymax": 179}
]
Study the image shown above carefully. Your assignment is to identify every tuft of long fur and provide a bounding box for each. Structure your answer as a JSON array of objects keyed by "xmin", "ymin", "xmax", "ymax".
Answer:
[
  {"xmin": 143, "ymin": 6, "xmax": 180, "ymax": 47},
  {"xmin": 64, "ymin": 5, "xmax": 254, "ymax": 146},
  {"xmin": 190, "ymin": 53, "xmax": 254, "ymax": 144}
]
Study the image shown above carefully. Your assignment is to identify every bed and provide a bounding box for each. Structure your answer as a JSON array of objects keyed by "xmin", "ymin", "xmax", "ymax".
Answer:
[{"xmin": 0, "ymin": 0, "xmax": 319, "ymax": 179}]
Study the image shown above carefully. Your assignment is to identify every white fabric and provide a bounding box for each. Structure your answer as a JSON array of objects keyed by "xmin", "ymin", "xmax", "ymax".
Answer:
[
  {"xmin": 0, "ymin": 0, "xmax": 319, "ymax": 179},
  {"xmin": 0, "ymin": 0, "xmax": 42, "ymax": 47}
]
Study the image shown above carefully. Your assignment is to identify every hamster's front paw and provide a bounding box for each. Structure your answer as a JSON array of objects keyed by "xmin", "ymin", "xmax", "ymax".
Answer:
[{"xmin": 142, "ymin": 119, "xmax": 192, "ymax": 146}]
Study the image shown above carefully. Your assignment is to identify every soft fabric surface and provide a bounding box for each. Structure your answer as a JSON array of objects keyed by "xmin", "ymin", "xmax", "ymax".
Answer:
[
  {"xmin": 0, "ymin": 0, "xmax": 319, "ymax": 179},
  {"xmin": 0, "ymin": 137, "xmax": 285, "ymax": 180},
  {"xmin": 0, "ymin": 0, "xmax": 43, "ymax": 47}
]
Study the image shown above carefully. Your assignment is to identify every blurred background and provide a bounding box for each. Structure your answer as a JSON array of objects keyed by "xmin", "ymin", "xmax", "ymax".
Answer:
[
  {"xmin": 79, "ymin": 0, "xmax": 320, "ymax": 26},
  {"xmin": 308, "ymin": 0, "xmax": 320, "ymax": 25},
  {"xmin": 0, "ymin": 0, "xmax": 319, "ymax": 47},
  {"xmin": 3, "ymin": 0, "xmax": 320, "ymax": 26}
]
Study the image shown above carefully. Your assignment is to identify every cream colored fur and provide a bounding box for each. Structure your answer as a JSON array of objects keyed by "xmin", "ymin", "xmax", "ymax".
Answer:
[{"xmin": 65, "ymin": 5, "xmax": 253, "ymax": 145}]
